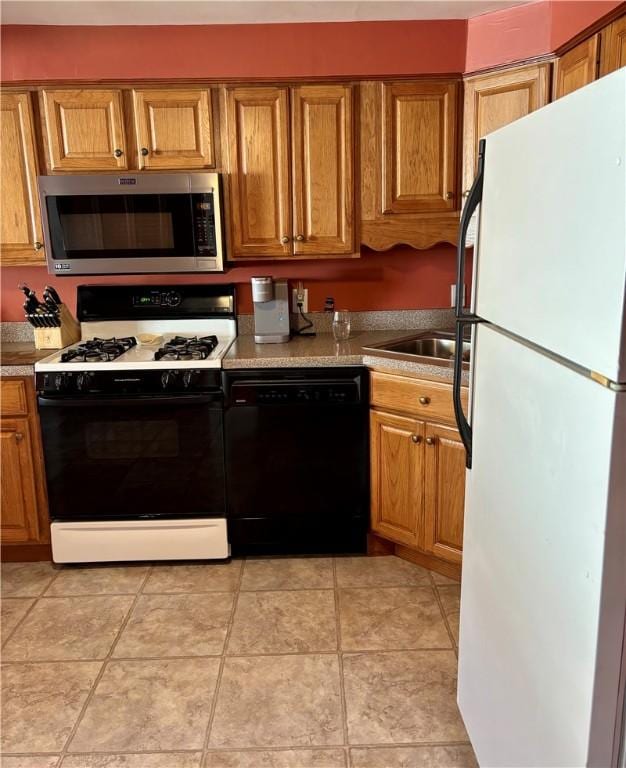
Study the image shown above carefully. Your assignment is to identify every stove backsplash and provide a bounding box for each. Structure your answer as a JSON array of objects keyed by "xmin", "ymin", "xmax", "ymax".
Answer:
[{"xmin": 2, "ymin": 308, "xmax": 455, "ymax": 344}]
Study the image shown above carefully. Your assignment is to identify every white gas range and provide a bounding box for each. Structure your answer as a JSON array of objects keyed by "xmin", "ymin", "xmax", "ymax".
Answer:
[{"xmin": 34, "ymin": 284, "xmax": 237, "ymax": 564}]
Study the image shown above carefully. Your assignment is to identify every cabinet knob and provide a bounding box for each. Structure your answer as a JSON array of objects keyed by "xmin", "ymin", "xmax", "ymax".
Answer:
[
  {"xmin": 445, "ymin": 192, "xmax": 454, "ymax": 200},
  {"xmin": 141, "ymin": 148, "xmax": 149, "ymax": 156},
  {"xmin": 295, "ymin": 234, "xmax": 305, "ymax": 242},
  {"xmin": 462, "ymin": 190, "xmax": 470, "ymax": 198},
  {"xmin": 425, "ymin": 436, "xmax": 436, "ymax": 446},
  {"xmin": 114, "ymin": 148, "xmax": 123, "ymax": 157},
  {"xmin": 411, "ymin": 434, "xmax": 421, "ymax": 444},
  {"xmin": 419, "ymin": 396, "xmax": 430, "ymax": 405},
  {"xmin": 34, "ymin": 241, "xmax": 43, "ymax": 251},
  {"xmin": 14, "ymin": 432, "xmax": 24, "ymax": 442},
  {"xmin": 281, "ymin": 236, "xmax": 290, "ymax": 244}
]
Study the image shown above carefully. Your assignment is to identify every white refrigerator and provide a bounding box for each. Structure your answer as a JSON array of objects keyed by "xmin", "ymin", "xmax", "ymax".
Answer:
[{"xmin": 453, "ymin": 68, "xmax": 626, "ymax": 767}]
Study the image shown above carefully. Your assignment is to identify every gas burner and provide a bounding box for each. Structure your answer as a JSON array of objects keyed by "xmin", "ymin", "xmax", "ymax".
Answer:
[
  {"xmin": 61, "ymin": 336, "xmax": 137, "ymax": 363},
  {"xmin": 154, "ymin": 335, "xmax": 219, "ymax": 361}
]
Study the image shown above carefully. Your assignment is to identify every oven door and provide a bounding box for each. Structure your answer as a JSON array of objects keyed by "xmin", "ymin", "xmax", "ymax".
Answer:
[{"xmin": 38, "ymin": 393, "xmax": 225, "ymax": 521}]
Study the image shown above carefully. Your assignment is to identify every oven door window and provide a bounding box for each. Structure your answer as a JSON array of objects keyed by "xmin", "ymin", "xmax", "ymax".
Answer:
[
  {"xmin": 39, "ymin": 398, "xmax": 225, "ymax": 521},
  {"xmin": 45, "ymin": 193, "xmax": 195, "ymax": 261}
]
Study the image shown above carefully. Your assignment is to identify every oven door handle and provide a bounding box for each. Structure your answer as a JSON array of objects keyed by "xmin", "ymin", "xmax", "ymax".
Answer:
[{"xmin": 37, "ymin": 394, "xmax": 222, "ymax": 408}]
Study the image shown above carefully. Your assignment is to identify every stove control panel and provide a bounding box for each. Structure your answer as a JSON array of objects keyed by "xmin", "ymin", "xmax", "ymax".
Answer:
[
  {"xmin": 132, "ymin": 290, "xmax": 182, "ymax": 308},
  {"xmin": 37, "ymin": 369, "xmax": 221, "ymax": 396}
]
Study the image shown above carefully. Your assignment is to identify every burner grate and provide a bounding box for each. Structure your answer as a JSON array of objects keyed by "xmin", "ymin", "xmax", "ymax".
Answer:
[
  {"xmin": 154, "ymin": 335, "xmax": 219, "ymax": 362},
  {"xmin": 61, "ymin": 337, "xmax": 137, "ymax": 363}
]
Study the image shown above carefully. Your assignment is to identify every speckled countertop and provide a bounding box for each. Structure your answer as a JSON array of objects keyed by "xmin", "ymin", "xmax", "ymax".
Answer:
[
  {"xmin": 0, "ymin": 343, "xmax": 50, "ymax": 377},
  {"xmin": 224, "ymin": 331, "xmax": 467, "ymax": 384}
]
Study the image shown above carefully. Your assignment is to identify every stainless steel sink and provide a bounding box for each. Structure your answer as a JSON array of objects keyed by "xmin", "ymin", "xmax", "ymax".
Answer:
[{"xmin": 363, "ymin": 331, "xmax": 471, "ymax": 368}]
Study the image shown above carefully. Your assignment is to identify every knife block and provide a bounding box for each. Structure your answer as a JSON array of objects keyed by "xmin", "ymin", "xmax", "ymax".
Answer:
[{"xmin": 33, "ymin": 304, "xmax": 81, "ymax": 350}]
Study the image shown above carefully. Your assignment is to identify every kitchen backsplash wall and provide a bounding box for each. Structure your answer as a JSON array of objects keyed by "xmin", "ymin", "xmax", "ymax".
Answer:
[{"xmin": 0, "ymin": 245, "xmax": 473, "ymax": 321}]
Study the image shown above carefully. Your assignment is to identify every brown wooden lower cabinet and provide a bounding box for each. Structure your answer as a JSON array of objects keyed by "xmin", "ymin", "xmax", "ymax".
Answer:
[
  {"xmin": 369, "ymin": 371, "xmax": 467, "ymax": 576},
  {"xmin": 0, "ymin": 377, "xmax": 51, "ymax": 560}
]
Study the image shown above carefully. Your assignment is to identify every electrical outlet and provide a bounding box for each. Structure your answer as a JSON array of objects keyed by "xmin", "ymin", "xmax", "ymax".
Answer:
[
  {"xmin": 450, "ymin": 283, "xmax": 466, "ymax": 308},
  {"xmin": 292, "ymin": 287, "xmax": 308, "ymax": 313}
]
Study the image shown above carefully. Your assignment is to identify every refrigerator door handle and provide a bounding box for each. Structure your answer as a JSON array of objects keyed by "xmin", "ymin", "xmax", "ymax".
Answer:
[
  {"xmin": 456, "ymin": 138, "xmax": 486, "ymax": 319},
  {"xmin": 454, "ymin": 318, "xmax": 480, "ymax": 469}
]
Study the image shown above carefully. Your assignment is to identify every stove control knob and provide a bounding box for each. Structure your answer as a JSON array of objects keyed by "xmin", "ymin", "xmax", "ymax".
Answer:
[
  {"xmin": 165, "ymin": 291, "xmax": 182, "ymax": 307},
  {"xmin": 76, "ymin": 372, "xmax": 92, "ymax": 392},
  {"xmin": 161, "ymin": 370, "xmax": 177, "ymax": 390},
  {"xmin": 54, "ymin": 373, "xmax": 67, "ymax": 391},
  {"xmin": 182, "ymin": 370, "xmax": 196, "ymax": 389}
]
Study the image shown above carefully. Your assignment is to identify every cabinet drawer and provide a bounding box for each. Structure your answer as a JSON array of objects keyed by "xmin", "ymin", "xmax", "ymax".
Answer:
[
  {"xmin": 370, "ymin": 371, "xmax": 466, "ymax": 423},
  {"xmin": 1, "ymin": 380, "xmax": 29, "ymax": 417}
]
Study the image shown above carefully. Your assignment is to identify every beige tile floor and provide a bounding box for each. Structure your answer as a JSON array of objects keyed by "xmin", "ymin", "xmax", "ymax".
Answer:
[{"xmin": 0, "ymin": 556, "xmax": 472, "ymax": 768}]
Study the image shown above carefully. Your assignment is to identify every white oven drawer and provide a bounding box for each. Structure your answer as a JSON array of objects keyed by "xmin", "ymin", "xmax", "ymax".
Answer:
[{"xmin": 51, "ymin": 518, "xmax": 228, "ymax": 563}]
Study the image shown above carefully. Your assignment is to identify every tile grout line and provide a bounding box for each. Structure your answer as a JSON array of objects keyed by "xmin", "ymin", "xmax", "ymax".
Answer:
[
  {"xmin": 56, "ymin": 563, "xmax": 155, "ymax": 760},
  {"xmin": 1, "ymin": 565, "xmax": 63, "ymax": 648},
  {"xmin": 201, "ymin": 556, "xmax": 246, "ymax": 763},
  {"xmin": 332, "ymin": 558, "xmax": 351, "ymax": 766},
  {"xmin": 429, "ymin": 572, "xmax": 459, "ymax": 657}
]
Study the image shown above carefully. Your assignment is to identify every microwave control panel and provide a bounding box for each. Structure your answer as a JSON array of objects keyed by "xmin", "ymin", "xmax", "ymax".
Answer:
[{"xmin": 193, "ymin": 194, "xmax": 217, "ymax": 256}]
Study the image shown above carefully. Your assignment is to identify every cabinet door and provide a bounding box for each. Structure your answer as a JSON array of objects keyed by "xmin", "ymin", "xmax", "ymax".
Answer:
[
  {"xmin": 423, "ymin": 422, "xmax": 466, "ymax": 564},
  {"xmin": 382, "ymin": 81, "xmax": 458, "ymax": 213},
  {"xmin": 0, "ymin": 418, "xmax": 40, "ymax": 544},
  {"xmin": 225, "ymin": 86, "xmax": 291, "ymax": 259},
  {"xmin": 370, "ymin": 410, "xmax": 424, "ymax": 548},
  {"xmin": 600, "ymin": 16, "xmax": 626, "ymax": 76},
  {"xmin": 41, "ymin": 89, "xmax": 127, "ymax": 171},
  {"xmin": 133, "ymin": 88, "xmax": 215, "ymax": 169},
  {"xmin": 553, "ymin": 36, "xmax": 599, "ymax": 100},
  {"xmin": 291, "ymin": 84, "xmax": 354, "ymax": 255},
  {"xmin": 0, "ymin": 92, "xmax": 45, "ymax": 266},
  {"xmin": 463, "ymin": 64, "xmax": 550, "ymax": 195}
]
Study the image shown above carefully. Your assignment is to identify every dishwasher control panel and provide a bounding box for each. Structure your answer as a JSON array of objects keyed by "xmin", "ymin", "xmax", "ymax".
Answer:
[{"xmin": 229, "ymin": 381, "xmax": 360, "ymax": 406}]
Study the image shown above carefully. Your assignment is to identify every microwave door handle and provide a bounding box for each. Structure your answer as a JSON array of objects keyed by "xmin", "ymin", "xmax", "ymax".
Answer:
[{"xmin": 456, "ymin": 137, "xmax": 485, "ymax": 319}]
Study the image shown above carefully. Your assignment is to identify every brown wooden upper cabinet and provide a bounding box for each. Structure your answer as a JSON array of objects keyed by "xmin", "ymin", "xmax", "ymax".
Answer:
[
  {"xmin": 0, "ymin": 92, "xmax": 45, "ymax": 266},
  {"xmin": 600, "ymin": 15, "xmax": 626, "ymax": 76},
  {"xmin": 553, "ymin": 35, "xmax": 599, "ymax": 100},
  {"xmin": 463, "ymin": 64, "xmax": 551, "ymax": 196},
  {"xmin": 382, "ymin": 81, "xmax": 458, "ymax": 214},
  {"xmin": 225, "ymin": 84, "xmax": 354, "ymax": 260},
  {"xmin": 360, "ymin": 79, "xmax": 460, "ymax": 251},
  {"xmin": 41, "ymin": 89, "xmax": 128, "ymax": 171},
  {"xmin": 132, "ymin": 88, "xmax": 215, "ymax": 169},
  {"xmin": 41, "ymin": 87, "xmax": 216, "ymax": 172}
]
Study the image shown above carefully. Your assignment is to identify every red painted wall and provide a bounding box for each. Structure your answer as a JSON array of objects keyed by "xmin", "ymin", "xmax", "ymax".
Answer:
[
  {"xmin": 0, "ymin": 246, "xmax": 472, "ymax": 319},
  {"xmin": 0, "ymin": 19, "xmax": 470, "ymax": 321},
  {"xmin": 0, "ymin": 3, "xmax": 617, "ymax": 321},
  {"xmin": 549, "ymin": 0, "xmax": 622, "ymax": 49},
  {"xmin": 0, "ymin": 20, "xmax": 467, "ymax": 82},
  {"xmin": 466, "ymin": 0, "xmax": 622, "ymax": 72}
]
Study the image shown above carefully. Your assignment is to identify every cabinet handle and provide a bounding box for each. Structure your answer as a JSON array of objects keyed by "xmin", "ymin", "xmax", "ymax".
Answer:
[
  {"xmin": 114, "ymin": 148, "xmax": 123, "ymax": 157},
  {"xmin": 411, "ymin": 434, "xmax": 421, "ymax": 444},
  {"xmin": 425, "ymin": 436, "xmax": 436, "ymax": 446},
  {"xmin": 462, "ymin": 190, "xmax": 471, "ymax": 198},
  {"xmin": 446, "ymin": 192, "xmax": 454, "ymax": 200},
  {"xmin": 281, "ymin": 236, "xmax": 290, "ymax": 244},
  {"xmin": 295, "ymin": 234, "xmax": 305, "ymax": 242},
  {"xmin": 34, "ymin": 241, "xmax": 43, "ymax": 250},
  {"xmin": 419, "ymin": 396, "xmax": 430, "ymax": 405},
  {"xmin": 141, "ymin": 148, "xmax": 149, "ymax": 156},
  {"xmin": 14, "ymin": 432, "xmax": 24, "ymax": 442}
]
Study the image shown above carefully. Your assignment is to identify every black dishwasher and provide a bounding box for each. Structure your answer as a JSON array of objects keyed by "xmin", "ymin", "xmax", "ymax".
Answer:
[{"xmin": 223, "ymin": 367, "xmax": 369, "ymax": 555}]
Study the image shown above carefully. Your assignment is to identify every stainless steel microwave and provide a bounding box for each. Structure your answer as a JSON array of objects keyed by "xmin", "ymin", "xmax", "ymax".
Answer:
[{"xmin": 38, "ymin": 172, "xmax": 225, "ymax": 275}]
